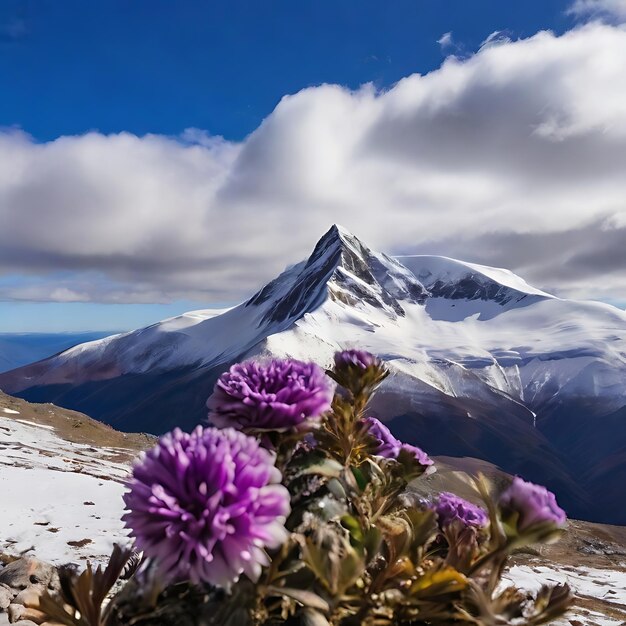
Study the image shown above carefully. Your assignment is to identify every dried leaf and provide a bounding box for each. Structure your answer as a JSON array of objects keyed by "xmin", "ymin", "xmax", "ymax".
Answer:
[
  {"xmin": 39, "ymin": 544, "xmax": 133, "ymax": 626},
  {"xmin": 266, "ymin": 586, "xmax": 330, "ymax": 612}
]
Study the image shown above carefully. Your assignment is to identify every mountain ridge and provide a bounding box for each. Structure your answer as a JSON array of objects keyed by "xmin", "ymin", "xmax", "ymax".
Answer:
[{"xmin": 1, "ymin": 225, "xmax": 625, "ymax": 523}]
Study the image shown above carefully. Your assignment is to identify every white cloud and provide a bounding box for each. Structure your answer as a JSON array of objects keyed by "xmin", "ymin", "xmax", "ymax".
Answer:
[
  {"xmin": 479, "ymin": 30, "xmax": 512, "ymax": 49},
  {"xmin": 2, "ymin": 23, "xmax": 626, "ymax": 304},
  {"xmin": 437, "ymin": 31, "xmax": 454, "ymax": 50},
  {"xmin": 568, "ymin": 0, "xmax": 626, "ymax": 21}
]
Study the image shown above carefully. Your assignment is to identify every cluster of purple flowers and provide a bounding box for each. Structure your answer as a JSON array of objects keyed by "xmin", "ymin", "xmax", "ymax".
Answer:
[
  {"xmin": 361, "ymin": 416, "xmax": 433, "ymax": 468},
  {"xmin": 122, "ymin": 349, "xmax": 567, "ymax": 593},
  {"xmin": 125, "ymin": 357, "xmax": 336, "ymax": 589},
  {"xmin": 123, "ymin": 426, "xmax": 290, "ymax": 588}
]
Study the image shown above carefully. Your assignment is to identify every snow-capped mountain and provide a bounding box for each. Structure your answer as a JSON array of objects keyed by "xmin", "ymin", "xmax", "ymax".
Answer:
[{"xmin": 2, "ymin": 225, "xmax": 626, "ymax": 523}]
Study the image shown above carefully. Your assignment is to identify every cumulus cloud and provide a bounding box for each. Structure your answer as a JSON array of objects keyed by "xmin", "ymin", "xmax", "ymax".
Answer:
[
  {"xmin": 2, "ymin": 23, "xmax": 626, "ymax": 304},
  {"xmin": 568, "ymin": 0, "xmax": 626, "ymax": 22}
]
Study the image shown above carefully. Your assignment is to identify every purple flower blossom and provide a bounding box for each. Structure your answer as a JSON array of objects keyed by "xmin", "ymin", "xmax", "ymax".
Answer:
[
  {"xmin": 334, "ymin": 349, "xmax": 380, "ymax": 371},
  {"xmin": 499, "ymin": 477, "xmax": 566, "ymax": 532},
  {"xmin": 361, "ymin": 417, "xmax": 433, "ymax": 467},
  {"xmin": 207, "ymin": 359, "xmax": 334, "ymax": 433},
  {"xmin": 362, "ymin": 416, "xmax": 400, "ymax": 458},
  {"xmin": 123, "ymin": 426, "xmax": 290, "ymax": 589},
  {"xmin": 434, "ymin": 492, "xmax": 488, "ymax": 530},
  {"xmin": 333, "ymin": 349, "xmax": 387, "ymax": 396}
]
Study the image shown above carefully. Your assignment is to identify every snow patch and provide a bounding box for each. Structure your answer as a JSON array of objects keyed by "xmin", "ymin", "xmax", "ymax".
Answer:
[
  {"xmin": 0, "ymin": 417, "xmax": 133, "ymax": 564},
  {"xmin": 505, "ymin": 563, "xmax": 626, "ymax": 626}
]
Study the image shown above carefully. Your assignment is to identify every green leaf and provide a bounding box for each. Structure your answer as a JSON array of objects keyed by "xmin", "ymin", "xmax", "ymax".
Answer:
[
  {"xmin": 301, "ymin": 458, "xmax": 343, "ymax": 478},
  {"xmin": 341, "ymin": 514, "xmax": 364, "ymax": 544},
  {"xmin": 350, "ymin": 466, "xmax": 368, "ymax": 491},
  {"xmin": 326, "ymin": 477, "xmax": 347, "ymax": 500},
  {"xmin": 337, "ymin": 544, "xmax": 366, "ymax": 594},
  {"xmin": 363, "ymin": 525, "xmax": 383, "ymax": 561}
]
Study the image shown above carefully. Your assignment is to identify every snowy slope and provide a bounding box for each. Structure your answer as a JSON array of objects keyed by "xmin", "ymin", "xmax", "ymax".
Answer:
[
  {"xmin": 2, "ymin": 225, "xmax": 626, "ymax": 522},
  {"xmin": 399, "ymin": 254, "xmax": 552, "ymax": 298},
  {"xmin": 0, "ymin": 393, "xmax": 152, "ymax": 564}
]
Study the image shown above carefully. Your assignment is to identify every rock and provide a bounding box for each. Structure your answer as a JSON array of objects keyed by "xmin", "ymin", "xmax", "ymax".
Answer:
[
  {"xmin": 0, "ymin": 559, "xmax": 58, "ymax": 595},
  {"xmin": 6, "ymin": 603, "xmax": 48, "ymax": 624},
  {"xmin": 0, "ymin": 615, "xmax": 38, "ymax": 626},
  {"xmin": 11, "ymin": 590, "xmax": 41, "ymax": 609},
  {"xmin": 6, "ymin": 604, "xmax": 24, "ymax": 622},
  {"xmin": 0, "ymin": 559, "xmax": 59, "ymax": 626},
  {"xmin": 0, "ymin": 584, "xmax": 13, "ymax": 610}
]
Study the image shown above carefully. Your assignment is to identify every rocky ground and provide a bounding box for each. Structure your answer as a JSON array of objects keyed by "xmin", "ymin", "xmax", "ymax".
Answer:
[
  {"xmin": 1, "ymin": 392, "xmax": 625, "ymax": 625},
  {"xmin": 0, "ymin": 557, "xmax": 60, "ymax": 625}
]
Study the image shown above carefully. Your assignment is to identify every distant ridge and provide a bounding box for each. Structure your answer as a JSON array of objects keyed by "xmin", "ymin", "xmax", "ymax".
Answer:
[{"xmin": 0, "ymin": 331, "xmax": 116, "ymax": 374}]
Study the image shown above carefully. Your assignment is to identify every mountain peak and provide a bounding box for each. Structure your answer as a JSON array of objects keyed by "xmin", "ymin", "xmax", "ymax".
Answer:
[
  {"xmin": 307, "ymin": 223, "xmax": 362, "ymax": 264},
  {"xmin": 327, "ymin": 222, "xmax": 353, "ymax": 239},
  {"xmin": 245, "ymin": 225, "xmax": 428, "ymax": 327}
]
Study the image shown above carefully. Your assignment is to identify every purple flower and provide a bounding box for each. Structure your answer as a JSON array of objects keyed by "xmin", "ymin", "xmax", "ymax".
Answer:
[
  {"xmin": 207, "ymin": 359, "xmax": 334, "ymax": 434},
  {"xmin": 334, "ymin": 349, "xmax": 380, "ymax": 371},
  {"xmin": 434, "ymin": 492, "xmax": 488, "ymax": 530},
  {"xmin": 123, "ymin": 426, "xmax": 290, "ymax": 589},
  {"xmin": 333, "ymin": 350, "xmax": 387, "ymax": 396},
  {"xmin": 499, "ymin": 477, "xmax": 566, "ymax": 532},
  {"xmin": 362, "ymin": 417, "xmax": 433, "ymax": 467},
  {"xmin": 362, "ymin": 416, "xmax": 400, "ymax": 458}
]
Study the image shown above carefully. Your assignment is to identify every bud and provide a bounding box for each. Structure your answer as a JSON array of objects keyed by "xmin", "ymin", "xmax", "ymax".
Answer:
[
  {"xmin": 499, "ymin": 477, "xmax": 566, "ymax": 543},
  {"xmin": 331, "ymin": 349, "xmax": 388, "ymax": 397},
  {"xmin": 433, "ymin": 492, "xmax": 488, "ymax": 531}
]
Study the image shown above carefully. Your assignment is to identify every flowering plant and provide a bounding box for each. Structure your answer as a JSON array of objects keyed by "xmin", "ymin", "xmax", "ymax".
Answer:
[{"xmin": 40, "ymin": 352, "xmax": 571, "ymax": 626}]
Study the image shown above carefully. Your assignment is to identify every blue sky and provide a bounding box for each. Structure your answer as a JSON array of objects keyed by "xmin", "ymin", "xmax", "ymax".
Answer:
[
  {"xmin": 2, "ymin": 0, "xmax": 626, "ymax": 332},
  {"xmin": 2, "ymin": 1, "xmax": 573, "ymax": 142}
]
